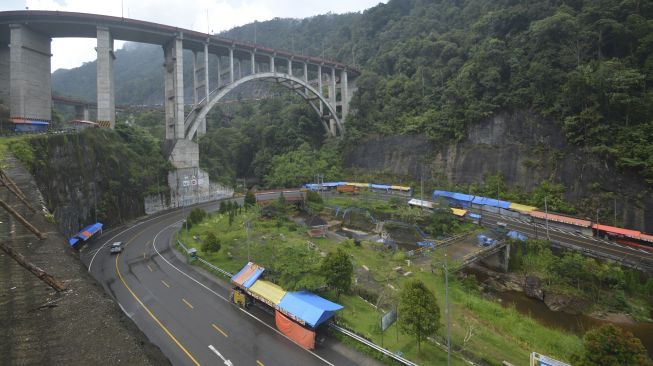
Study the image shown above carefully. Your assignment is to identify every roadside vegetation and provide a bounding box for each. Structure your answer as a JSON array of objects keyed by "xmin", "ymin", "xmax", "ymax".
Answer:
[{"xmin": 177, "ymin": 195, "xmax": 589, "ymax": 365}]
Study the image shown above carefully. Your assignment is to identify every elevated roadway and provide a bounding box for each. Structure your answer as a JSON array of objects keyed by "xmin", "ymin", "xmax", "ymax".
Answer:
[{"xmin": 81, "ymin": 199, "xmax": 379, "ymax": 366}]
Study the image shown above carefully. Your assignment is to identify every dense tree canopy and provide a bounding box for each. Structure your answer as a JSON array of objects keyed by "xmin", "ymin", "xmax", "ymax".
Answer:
[{"xmin": 573, "ymin": 324, "xmax": 652, "ymax": 366}]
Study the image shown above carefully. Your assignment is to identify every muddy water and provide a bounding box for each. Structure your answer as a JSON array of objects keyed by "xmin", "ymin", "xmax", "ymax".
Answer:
[{"xmin": 494, "ymin": 287, "xmax": 653, "ymax": 356}]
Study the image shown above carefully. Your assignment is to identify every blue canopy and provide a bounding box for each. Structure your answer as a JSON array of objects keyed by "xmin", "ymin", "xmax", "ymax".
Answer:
[
  {"xmin": 231, "ymin": 262, "xmax": 265, "ymax": 289},
  {"xmin": 68, "ymin": 222, "xmax": 103, "ymax": 246},
  {"xmin": 432, "ymin": 190, "xmax": 456, "ymax": 199},
  {"xmin": 277, "ymin": 291, "xmax": 343, "ymax": 328},
  {"xmin": 452, "ymin": 193, "xmax": 475, "ymax": 202},
  {"xmin": 468, "ymin": 213, "xmax": 482, "ymax": 219},
  {"xmin": 472, "ymin": 196, "xmax": 511, "ymax": 209}
]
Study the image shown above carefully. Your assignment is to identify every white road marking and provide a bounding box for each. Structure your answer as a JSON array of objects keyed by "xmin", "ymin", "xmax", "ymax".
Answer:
[
  {"xmin": 208, "ymin": 345, "xmax": 234, "ymax": 366},
  {"xmin": 151, "ymin": 222, "xmax": 335, "ymax": 366}
]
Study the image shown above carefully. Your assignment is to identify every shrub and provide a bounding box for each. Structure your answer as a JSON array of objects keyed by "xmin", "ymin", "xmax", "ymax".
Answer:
[{"xmin": 202, "ymin": 232, "xmax": 221, "ymax": 253}]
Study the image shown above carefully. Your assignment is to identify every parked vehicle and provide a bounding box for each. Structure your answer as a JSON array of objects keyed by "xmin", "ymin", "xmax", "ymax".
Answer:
[{"xmin": 109, "ymin": 242, "xmax": 123, "ymax": 254}]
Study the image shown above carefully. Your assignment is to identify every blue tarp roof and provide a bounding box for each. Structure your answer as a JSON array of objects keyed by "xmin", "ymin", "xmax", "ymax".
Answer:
[
  {"xmin": 231, "ymin": 263, "xmax": 265, "ymax": 289},
  {"xmin": 277, "ymin": 291, "xmax": 343, "ymax": 328},
  {"xmin": 370, "ymin": 184, "xmax": 391, "ymax": 190},
  {"xmin": 68, "ymin": 222, "xmax": 103, "ymax": 246},
  {"xmin": 452, "ymin": 193, "xmax": 475, "ymax": 202},
  {"xmin": 433, "ymin": 190, "xmax": 455, "ymax": 199},
  {"xmin": 472, "ymin": 196, "xmax": 512, "ymax": 209}
]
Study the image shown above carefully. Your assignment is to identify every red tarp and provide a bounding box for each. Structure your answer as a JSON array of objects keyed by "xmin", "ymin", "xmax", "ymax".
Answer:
[
  {"xmin": 275, "ymin": 310, "xmax": 315, "ymax": 349},
  {"xmin": 593, "ymin": 224, "xmax": 641, "ymax": 238},
  {"xmin": 529, "ymin": 211, "xmax": 591, "ymax": 227}
]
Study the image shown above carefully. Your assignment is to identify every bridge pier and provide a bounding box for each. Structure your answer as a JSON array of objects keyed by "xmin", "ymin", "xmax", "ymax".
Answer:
[
  {"xmin": 96, "ymin": 26, "xmax": 115, "ymax": 127},
  {"xmin": 0, "ymin": 42, "xmax": 8, "ymax": 106},
  {"xmin": 8, "ymin": 24, "xmax": 52, "ymax": 122},
  {"xmin": 166, "ymin": 139, "xmax": 211, "ymax": 207},
  {"xmin": 74, "ymin": 104, "xmax": 90, "ymax": 121},
  {"xmin": 480, "ymin": 243, "xmax": 511, "ymax": 272},
  {"xmin": 164, "ymin": 36, "xmax": 185, "ymax": 140}
]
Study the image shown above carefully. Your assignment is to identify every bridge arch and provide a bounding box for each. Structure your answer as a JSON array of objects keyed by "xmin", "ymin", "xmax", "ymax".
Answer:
[{"xmin": 185, "ymin": 72, "xmax": 343, "ymax": 140}]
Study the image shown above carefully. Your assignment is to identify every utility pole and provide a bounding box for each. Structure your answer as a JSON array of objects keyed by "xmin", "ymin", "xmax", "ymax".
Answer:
[
  {"xmin": 544, "ymin": 196, "xmax": 550, "ymax": 240},
  {"xmin": 613, "ymin": 196, "xmax": 617, "ymax": 226},
  {"xmin": 445, "ymin": 252, "xmax": 451, "ymax": 366}
]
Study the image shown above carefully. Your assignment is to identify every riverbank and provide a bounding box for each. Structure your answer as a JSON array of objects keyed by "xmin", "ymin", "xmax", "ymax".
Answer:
[{"xmin": 466, "ymin": 265, "xmax": 653, "ymax": 357}]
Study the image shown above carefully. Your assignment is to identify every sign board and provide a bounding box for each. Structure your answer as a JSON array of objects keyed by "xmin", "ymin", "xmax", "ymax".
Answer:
[
  {"xmin": 381, "ymin": 307, "xmax": 397, "ymax": 331},
  {"xmin": 530, "ymin": 352, "xmax": 571, "ymax": 366},
  {"xmin": 191, "ymin": 179, "xmax": 197, "ymax": 186},
  {"xmin": 182, "ymin": 180, "xmax": 190, "ymax": 187}
]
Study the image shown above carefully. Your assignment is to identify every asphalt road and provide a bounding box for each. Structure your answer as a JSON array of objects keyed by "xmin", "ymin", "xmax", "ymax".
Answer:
[
  {"xmin": 81, "ymin": 201, "xmax": 380, "ymax": 366},
  {"xmin": 474, "ymin": 208, "xmax": 653, "ymax": 271}
]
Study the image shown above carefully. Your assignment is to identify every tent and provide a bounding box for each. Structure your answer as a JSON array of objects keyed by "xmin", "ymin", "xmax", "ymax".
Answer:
[
  {"xmin": 277, "ymin": 291, "xmax": 343, "ymax": 328},
  {"xmin": 231, "ymin": 262, "xmax": 265, "ymax": 289},
  {"xmin": 68, "ymin": 222, "xmax": 103, "ymax": 247}
]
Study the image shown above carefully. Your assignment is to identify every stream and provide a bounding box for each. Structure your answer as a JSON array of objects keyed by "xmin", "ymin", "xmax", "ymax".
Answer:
[{"xmin": 466, "ymin": 268, "xmax": 653, "ymax": 357}]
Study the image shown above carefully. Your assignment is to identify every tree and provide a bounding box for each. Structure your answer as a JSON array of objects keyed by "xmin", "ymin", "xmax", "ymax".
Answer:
[
  {"xmin": 244, "ymin": 191, "xmax": 256, "ymax": 208},
  {"xmin": 201, "ymin": 232, "xmax": 222, "ymax": 253},
  {"xmin": 321, "ymin": 248, "xmax": 353, "ymax": 299},
  {"xmin": 398, "ymin": 279, "xmax": 440, "ymax": 353},
  {"xmin": 573, "ymin": 324, "xmax": 652, "ymax": 366},
  {"xmin": 187, "ymin": 208, "xmax": 207, "ymax": 228}
]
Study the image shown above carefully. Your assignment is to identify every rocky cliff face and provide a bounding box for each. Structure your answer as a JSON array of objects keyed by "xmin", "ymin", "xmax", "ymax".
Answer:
[
  {"xmin": 24, "ymin": 132, "xmax": 146, "ymax": 236},
  {"xmin": 344, "ymin": 110, "xmax": 653, "ymax": 232}
]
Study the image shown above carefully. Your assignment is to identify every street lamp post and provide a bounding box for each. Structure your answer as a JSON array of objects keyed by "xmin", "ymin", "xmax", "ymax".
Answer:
[{"xmin": 432, "ymin": 249, "xmax": 452, "ymax": 366}]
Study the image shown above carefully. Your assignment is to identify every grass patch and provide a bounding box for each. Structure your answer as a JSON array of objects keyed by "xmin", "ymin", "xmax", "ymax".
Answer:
[{"xmin": 177, "ymin": 198, "xmax": 584, "ymax": 365}]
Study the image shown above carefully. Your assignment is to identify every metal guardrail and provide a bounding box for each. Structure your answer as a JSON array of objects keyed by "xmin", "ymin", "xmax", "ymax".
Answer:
[
  {"xmin": 176, "ymin": 239, "xmax": 234, "ymax": 278},
  {"xmin": 329, "ymin": 323, "xmax": 419, "ymax": 366},
  {"xmin": 177, "ymin": 239, "xmax": 419, "ymax": 365}
]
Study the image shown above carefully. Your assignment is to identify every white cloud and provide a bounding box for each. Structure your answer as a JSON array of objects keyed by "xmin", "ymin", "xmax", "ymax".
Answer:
[{"xmin": 0, "ymin": 0, "xmax": 384, "ymax": 71}]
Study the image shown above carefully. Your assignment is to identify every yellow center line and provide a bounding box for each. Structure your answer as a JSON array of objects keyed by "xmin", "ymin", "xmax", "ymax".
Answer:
[
  {"xmin": 147, "ymin": 264, "xmax": 154, "ymax": 272},
  {"xmin": 182, "ymin": 298, "xmax": 194, "ymax": 309},
  {"xmin": 115, "ymin": 254, "xmax": 200, "ymax": 366},
  {"xmin": 211, "ymin": 323, "xmax": 228, "ymax": 338},
  {"xmin": 161, "ymin": 280, "xmax": 170, "ymax": 288},
  {"xmin": 257, "ymin": 360, "xmax": 265, "ymax": 366}
]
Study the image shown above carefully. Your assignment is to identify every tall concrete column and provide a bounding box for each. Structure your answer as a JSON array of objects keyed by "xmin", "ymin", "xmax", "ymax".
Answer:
[
  {"xmin": 96, "ymin": 26, "xmax": 115, "ymax": 127},
  {"xmin": 203, "ymin": 43, "xmax": 209, "ymax": 100},
  {"xmin": 341, "ymin": 69, "xmax": 349, "ymax": 123},
  {"xmin": 229, "ymin": 48, "xmax": 234, "ymax": 83},
  {"xmin": 200, "ymin": 43, "xmax": 209, "ymax": 135},
  {"xmin": 9, "ymin": 24, "xmax": 52, "ymax": 122},
  {"xmin": 287, "ymin": 58, "xmax": 292, "ymax": 76},
  {"xmin": 329, "ymin": 67, "xmax": 337, "ymax": 135},
  {"xmin": 303, "ymin": 62, "xmax": 308, "ymax": 95},
  {"xmin": 74, "ymin": 105, "xmax": 90, "ymax": 120},
  {"xmin": 270, "ymin": 55, "xmax": 275, "ymax": 73},
  {"xmin": 250, "ymin": 51, "xmax": 255, "ymax": 74},
  {"xmin": 216, "ymin": 56, "xmax": 221, "ymax": 88},
  {"xmin": 0, "ymin": 43, "xmax": 9, "ymax": 107},
  {"xmin": 317, "ymin": 64, "xmax": 323, "ymax": 115},
  {"xmin": 192, "ymin": 51, "xmax": 199, "ymax": 105},
  {"xmin": 163, "ymin": 36, "xmax": 185, "ymax": 140}
]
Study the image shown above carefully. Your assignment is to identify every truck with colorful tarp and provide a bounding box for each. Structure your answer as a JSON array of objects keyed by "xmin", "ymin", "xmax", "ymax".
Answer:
[{"xmin": 230, "ymin": 262, "xmax": 343, "ymax": 349}]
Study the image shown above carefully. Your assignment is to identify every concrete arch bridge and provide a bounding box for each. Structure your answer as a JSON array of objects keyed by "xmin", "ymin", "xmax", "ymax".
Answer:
[{"xmin": 0, "ymin": 11, "xmax": 359, "ymax": 203}]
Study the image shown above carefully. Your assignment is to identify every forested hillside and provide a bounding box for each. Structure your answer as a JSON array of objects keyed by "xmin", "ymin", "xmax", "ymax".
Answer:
[
  {"xmin": 222, "ymin": 0, "xmax": 653, "ymax": 184},
  {"xmin": 52, "ymin": 0, "xmax": 653, "ymax": 187}
]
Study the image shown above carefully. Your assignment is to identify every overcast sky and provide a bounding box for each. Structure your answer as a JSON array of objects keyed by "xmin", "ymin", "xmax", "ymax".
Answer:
[{"xmin": 1, "ymin": 0, "xmax": 384, "ymax": 71}]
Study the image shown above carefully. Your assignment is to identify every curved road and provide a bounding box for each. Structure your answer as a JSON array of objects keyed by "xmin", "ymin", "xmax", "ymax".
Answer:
[{"xmin": 81, "ymin": 201, "xmax": 377, "ymax": 366}]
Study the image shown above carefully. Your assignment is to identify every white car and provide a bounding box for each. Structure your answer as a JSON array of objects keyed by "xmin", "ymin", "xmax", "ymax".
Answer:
[{"xmin": 109, "ymin": 242, "xmax": 123, "ymax": 254}]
